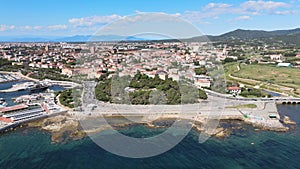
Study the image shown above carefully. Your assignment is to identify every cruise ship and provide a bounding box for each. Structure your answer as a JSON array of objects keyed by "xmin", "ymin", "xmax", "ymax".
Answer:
[
  {"xmin": 24, "ymin": 82, "xmax": 49, "ymax": 94},
  {"xmin": 29, "ymin": 84, "xmax": 49, "ymax": 94}
]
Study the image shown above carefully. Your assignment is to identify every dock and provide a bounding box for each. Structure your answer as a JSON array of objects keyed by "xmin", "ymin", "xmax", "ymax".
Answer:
[
  {"xmin": 0, "ymin": 74, "xmax": 19, "ymax": 83},
  {"xmin": 0, "ymin": 81, "xmax": 51, "ymax": 93}
]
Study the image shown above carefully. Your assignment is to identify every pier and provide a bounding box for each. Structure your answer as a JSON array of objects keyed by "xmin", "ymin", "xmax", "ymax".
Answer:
[
  {"xmin": 0, "ymin": 81, "xmax": 50, "ymax": 93},
  {"xmin": 0, "ymin": 74, "xmax": 19, "ymax": 83},
  {"xmin": 0, "ymin": 71, "xmax": 81, "ymax": 92}
]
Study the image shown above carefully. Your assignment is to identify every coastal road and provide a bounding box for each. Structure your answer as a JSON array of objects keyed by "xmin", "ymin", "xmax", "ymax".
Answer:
[
  {"xmin": 78, "ymin": 81, "xmax": 279, "ymax": 120},
  {"xmin": 68, "ymin": 80, "xmax": 287, "ymax": 131}
]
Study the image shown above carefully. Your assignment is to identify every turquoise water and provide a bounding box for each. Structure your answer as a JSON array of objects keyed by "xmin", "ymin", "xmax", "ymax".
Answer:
[{"xmin": 0, "ymin": 105, "xmax": 299, "ymax": 169}]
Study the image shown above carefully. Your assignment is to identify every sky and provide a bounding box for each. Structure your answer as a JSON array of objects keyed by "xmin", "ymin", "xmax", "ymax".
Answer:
[{"xmin": 1, "ymin": 0, "xmax": 300, "ymax": 37}]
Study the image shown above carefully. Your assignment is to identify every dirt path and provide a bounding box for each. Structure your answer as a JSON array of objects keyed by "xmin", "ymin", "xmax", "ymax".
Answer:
[
  {"xmin": 228, "ymin": 73, "xmax": 260, "ymax": 85},
  {"xmin": 228, "ymin": 73, "xmax": 294, "ymax": 96}
]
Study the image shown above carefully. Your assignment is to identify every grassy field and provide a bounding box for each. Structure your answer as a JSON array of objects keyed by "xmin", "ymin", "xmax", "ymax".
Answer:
[
  {"xmin": 226, "ymin": 104, "xmax": 257, "ymax": 109},
  {"xmin": 224, "ymin": 63, "xmax": 300, "ymax": 96},
  {"xmin": 233, "ymin": 64, "xmax": 300, "ymax": 86},
  {"xmin": 224, "ymin": 63, "xmax": 259, "ymax": 86}
]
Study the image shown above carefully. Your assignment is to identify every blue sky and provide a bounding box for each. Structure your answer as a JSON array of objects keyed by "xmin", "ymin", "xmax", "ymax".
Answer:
[{"xmin": 1, "ymin": 0, "xmax": 300, "ymax": 36}]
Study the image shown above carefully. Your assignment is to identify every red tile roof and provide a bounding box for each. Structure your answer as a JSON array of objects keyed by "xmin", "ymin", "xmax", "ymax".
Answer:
[
  {"xmin": 227, "ymin": 86, "xmax": 241, "ymax": 91},
  {"xmin": 0, "ymin": 117, "xmax": 13, "ymax": 123},
  {"xmin": 0, "ymin": 104, "xmax": 28, "ymax": 113}
]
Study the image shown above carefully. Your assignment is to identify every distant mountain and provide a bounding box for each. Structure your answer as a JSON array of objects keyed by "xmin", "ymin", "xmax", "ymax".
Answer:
[
  {"xmin": 0, "ymin": 28, "xmax": 299, "ymax": 44},
  {"xmin": 217, "ymin": 28, "xmax": 300, "ymax": 39},
  {"xmin": 11, "ymin": 37, "xmax": 51, "ymax": 42},
  {"xmin": 180, "ymin": 28, "xmax": 300, "ymax": 45},
  {"xmin": 56, "ymin": 35, "xmax": 92, "ymax": 42},
  {"xmin": 0, "ymin": 37, "xmax": 53, "ymax": 42},
  {"xmin": 0, "ymin": 35, "xmax": 147, "ymax": 42},
  {"xmin": 263, "ymin": 32, "xmax": 300, "ymax": 45}
]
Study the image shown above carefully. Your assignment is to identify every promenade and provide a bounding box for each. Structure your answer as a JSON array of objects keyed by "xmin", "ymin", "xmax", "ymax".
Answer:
[{"xmin": 70, "ymin": 81, "xmax": 287, "ymax": 131}]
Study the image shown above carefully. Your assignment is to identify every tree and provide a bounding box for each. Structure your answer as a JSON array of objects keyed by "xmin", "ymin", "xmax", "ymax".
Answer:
[
  {"xmin": 193, "ymin": 60, "xmax": 200, "ymax": 66},
  {"xmin": 198, "ymin": 89, "xmax": 208, "ymax": 100},
  {"xmin": 194, "ymin": 66, "xmax": 207, "ymax": 75},
  {"xmin": 223, "ymin": 58, "xmax": 237, "ymax": 63},
  {"xmin": 95, "ymin": 72, "xmax": 205, "ymax": 105}
]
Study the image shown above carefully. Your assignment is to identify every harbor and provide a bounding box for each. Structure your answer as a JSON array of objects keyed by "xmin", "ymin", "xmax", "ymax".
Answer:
[
  {"xmin": 0, "ymin": 81, "xmax": 52, "ymax": 93},
  {"xmin": 0, "ymin": 97, "xmax": 8, "ymax": 107},
  {"xmin": 0, "ymin": 77, "xmax": 68, "ymax": 133},
  {"xmin": 0, "ymin": 101, "xmax": 67, "ymax": 133},
  {"xmin": 0, "ymin": 74, "xmax": 19, "ymax": 83}
]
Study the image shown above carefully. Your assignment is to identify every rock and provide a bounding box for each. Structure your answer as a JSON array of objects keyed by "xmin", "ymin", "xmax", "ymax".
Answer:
[
  {"xmin": 203, "ymin": 127, "xmax": 231, "ymax": 138},
  {"xmin": 192, "ymin": 124, "xmax": 203, "ymax": 132},
  {"xmin": 214, "ymin": 128, "xmax": 231, "ymax": 138},
  {"xmin": 283, "ymin": 116, "xmax": 296, "ymax": 125}
]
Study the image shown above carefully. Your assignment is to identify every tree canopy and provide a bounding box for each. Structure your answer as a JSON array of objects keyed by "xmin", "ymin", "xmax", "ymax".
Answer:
[{"xmin": 95, "ymin": 72, "xmax": 207, "ymax": 105}]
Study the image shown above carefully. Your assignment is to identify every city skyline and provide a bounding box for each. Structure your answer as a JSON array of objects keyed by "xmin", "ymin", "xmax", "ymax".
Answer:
[{"xmin": 1, "ymin": 0, "xmax": 300, "ymax": 36}]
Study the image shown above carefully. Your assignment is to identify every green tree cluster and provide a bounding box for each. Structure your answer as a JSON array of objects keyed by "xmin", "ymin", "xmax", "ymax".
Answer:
[
  {"xmin": 194, "ymin": 66, "xmax": 207, "ymax": 75},
  {"xmin": 0, "ymin": 58, "xmax": 23, "ymax": 71},
  {"xmin": 222, "ymin": 58, "xmax": 237, "ymax": 64},
  {"xmin": 94, "ymin": 72, "xmax": 207, "ymax": 105},
  {"xmin": 22, "ymin": 68, "xmax": 69, "ymax": 81},
  {"xmin": 59, "ymin": 89, "xmax": 75, "ymax": 108},
  {"xmin": 240, "ymin": 88, "xmax": 271, "ymax": 98}
]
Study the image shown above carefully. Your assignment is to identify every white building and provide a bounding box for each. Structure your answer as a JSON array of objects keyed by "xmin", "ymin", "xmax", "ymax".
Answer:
[{"xmin": 194, "ymin": 75, "xmax": 212, "ymax": 88}]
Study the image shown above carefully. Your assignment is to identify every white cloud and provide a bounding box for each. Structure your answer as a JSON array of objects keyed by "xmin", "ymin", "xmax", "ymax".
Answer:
[
  {"xmin": 0, "ymin": 25, "xmax": 15, "ymax": 31},
  {"xmin": 203, "ymin": 3, "xmax": 232, "ymax": 18},
  {"xmin": 17, "ymin": 25, "xmax": 67, "ymax": 31},
  {"xmin": 204, "ymin": 3, "xmax": 232, "ymax": 10},
  {"xmin": 182, "ymin": 0, "xmax": 295, "ymax": 23},
  {"xmin": 183, "ymin": 2, "xmax": 230, "ymax": 23},
  {"xmin": 68, "ymin": 15, "xmax": 122, "ymax": 27},
  {"xmin": 232, "ymin": 15, "xmax": 252, "ymax": 21},
  {"xmin": 47, "ymin": 24, "xmax": 67, "ymax": 30},
  {"xmin": 20, "ymin": 25, "xmax": 32, "ymax": 30},
  {"xmin": 33, "ymin": 26, "xmax": 43, "ymax": 30},
  {"xmin": 273, "ymin": 10, "xmax": 298, "ymax": 15},
  {"xmin": 239, "ymin": 0, "xmax": 290, "ymax": 14}
]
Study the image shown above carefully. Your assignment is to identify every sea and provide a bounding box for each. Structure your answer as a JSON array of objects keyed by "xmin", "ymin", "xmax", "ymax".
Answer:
[{"xmin": 0, "ymin": 81, "xmax": 300, "ymax": 169}]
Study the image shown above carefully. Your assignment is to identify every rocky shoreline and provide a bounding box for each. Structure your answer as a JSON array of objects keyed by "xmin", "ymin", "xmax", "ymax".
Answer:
[
  {"xmin": 283, "ymin": 116, "xmax": 296, "ymax": 125},
  {"xmin": 25, "ymin": 113, "xmax": 293, "ymax": 143}
]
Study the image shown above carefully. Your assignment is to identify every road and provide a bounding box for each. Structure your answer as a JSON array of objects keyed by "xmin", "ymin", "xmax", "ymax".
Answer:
[
  {"xmin": 66, "ymin": 80, "xmax": 288, "ymax": 131},
  {"xmin": 204, "ymin": 89, "xmax": 300, "ymax": 103},
  {"xmin": 78, "ymin": 81, "xmax": 280, "ymax": 119}
]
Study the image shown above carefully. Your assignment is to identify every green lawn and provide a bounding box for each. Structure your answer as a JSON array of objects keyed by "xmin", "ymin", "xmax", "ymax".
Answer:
[
  {"xmin": 226, "ymin": 104, "xmax": 257, "ymax": 109},
  {"xmin": 224, "ymin": 63, "xmax": 300, "ymax": 96},
  {"xmin": 232, "ymin": 64, "xmax": 300, "ymax": 87}
]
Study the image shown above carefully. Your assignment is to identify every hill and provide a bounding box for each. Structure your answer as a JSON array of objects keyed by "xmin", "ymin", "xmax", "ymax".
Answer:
[
  {"xmin": 182, "ymin": 28, "xmax": 300, "ymax": 45},
  {"xmin": 217, "ymin": 28, "xmax": 300, "ymax": 40}
]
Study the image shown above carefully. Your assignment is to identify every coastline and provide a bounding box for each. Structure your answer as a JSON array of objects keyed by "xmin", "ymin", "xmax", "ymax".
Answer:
[
  {"xmin": 24, "ymin": 111, "xmax": 290, "ymax": 143},
  {"xmin": 17, "ymin": 93, "xmax": 288, "ymax": 143},
  {"xmin": 0, "ymin": 74, "xmax": 294, "ymax": 143},
  {"xmin": 2, "ymin": 105, "xmax": 300, "ymax": 169}
]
